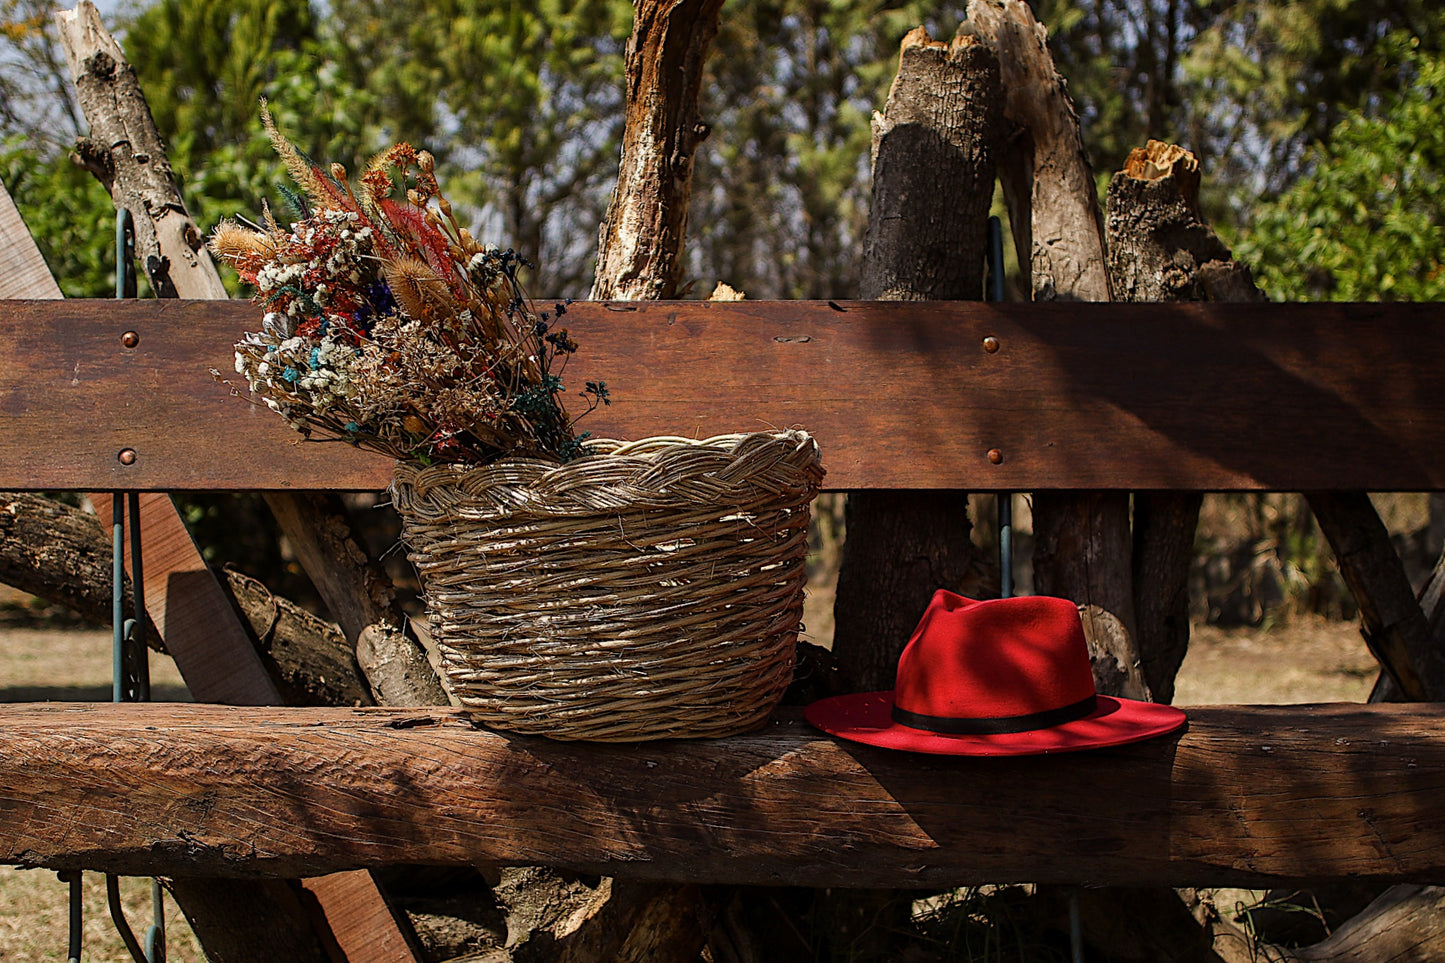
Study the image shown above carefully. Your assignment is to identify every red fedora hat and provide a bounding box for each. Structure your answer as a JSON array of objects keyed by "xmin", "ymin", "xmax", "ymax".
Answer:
[{"xmin": 805, "ymin": 591, "xmax": 1186, "ymax": 756}]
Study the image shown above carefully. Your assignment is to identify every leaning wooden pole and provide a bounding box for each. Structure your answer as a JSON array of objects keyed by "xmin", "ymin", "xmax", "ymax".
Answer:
[
  {"xmin": 969, "ymin": 0, "xmax": 1146, "ymax": 701},
  {"xmin": 56, "ymin": 3, "xmax": 222, "ymax": 300},
  {"xmin": 56, "ymin": 4, "xmax": 423, "ymax": 959}
]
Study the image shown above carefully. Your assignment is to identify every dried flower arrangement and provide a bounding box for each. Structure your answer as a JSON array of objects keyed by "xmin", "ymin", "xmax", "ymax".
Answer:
[{"xmin": 210, "ymin": 106, "xmax": 606, "ymax": 466}]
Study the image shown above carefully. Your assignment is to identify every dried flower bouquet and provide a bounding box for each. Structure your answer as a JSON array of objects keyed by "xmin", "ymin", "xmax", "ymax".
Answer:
[{"xmin": 210, "ymin": 106, "xmax": 605, "ymax": 466}]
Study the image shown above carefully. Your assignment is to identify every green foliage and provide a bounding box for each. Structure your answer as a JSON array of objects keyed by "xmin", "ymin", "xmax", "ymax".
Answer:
[
  {"xmin": 120, "ymin": 0, "xmax": 317, "ymax": 166},
  {"xmin": 1236, "ymin": 36, "xmax": 1445, "ymax": 301},
  {"xmin": 1, "ymin": 138, "xmax": 114, "ymax": 297},
  {"xmin": 0, "ymin": 0, "xmax": 83, "ymax": 153},
  {"xmin": 1181, "ymin": 1, "xmax": 1443, "ymax": 197},
  {"xmin": 325, "ymin": 0, "xmax": 632, "ymax": 294}
]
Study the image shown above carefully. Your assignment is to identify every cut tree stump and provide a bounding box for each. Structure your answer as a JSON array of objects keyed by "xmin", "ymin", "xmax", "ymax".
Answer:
[{"xmin": 1104, "ymin": 139, "xmax": 1263, "ymax": 702}]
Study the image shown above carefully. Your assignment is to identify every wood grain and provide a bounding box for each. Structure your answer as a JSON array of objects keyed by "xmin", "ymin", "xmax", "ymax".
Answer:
[
  {"xmin": 2, "ymin": 299, "xmax": 1445, "ymax": 492},
  {"xmin": 0, "ymin": 186, "xmax": 64, "ymax": 300},
  {"xmin": 2, "ymin": 702, "xmax": 1443, "ymax": 889}
]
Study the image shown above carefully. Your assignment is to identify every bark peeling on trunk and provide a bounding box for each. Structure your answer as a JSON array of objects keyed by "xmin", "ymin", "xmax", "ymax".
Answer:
[{"xmin": 590, "ymin": 0, "xmax": 725, "ymax": 301}]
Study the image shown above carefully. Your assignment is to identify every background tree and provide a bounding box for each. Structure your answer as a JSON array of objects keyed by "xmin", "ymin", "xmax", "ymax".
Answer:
[
  {"xmin": 325, "ymin": 0, "xmax": 632, "ymax": 295},
  {"xmin": 688, "ymin": 0, "xmax": 968, "ymax": 299},
  {"xmin": 1235, "ymin": 35, "xmax": 1445, "ymax": 301}
]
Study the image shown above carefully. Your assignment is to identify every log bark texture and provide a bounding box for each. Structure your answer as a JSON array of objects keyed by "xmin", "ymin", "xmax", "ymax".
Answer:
[
  {"xmin": 1294, "ymin": 885, "xmax": 1445, "ymax": 962},
  {"xmin": 969, "ymin": 0, "xmax": 1144, "ymax": 701},
  {"xmin": 968, "ymin": 0, "xmax": 1112, "ymax": 303},
  {"xmin": 1031, "ymin": 492, "xmax": 1146, "ymax": 696},
  {"xmin": 0, "ymin": 492, "xmax": 158, "ymax": 644},
  {"xmin": 589, "ymin": 0, "xmax": 725, "ymax": 300},
  {"xmin": 832, "ymin": 27, "xmax": 1000, "ymax": 693},
  {"xmin": 263, "ymin": 493, "xmax": 446, "ymax": 708},
  {"xmin": 0, "ymin": 491, "xmax": 370, "ymax": 704},
  {"xmin": 1106, "ymin": 141, "xmax": 1266, "ymax": 305},
  {"xmin": 1310, "ymin": 492, "xmax": 1445, "ymax": 701},
  {"xmin": 4, "ymin": 703, "xmax": 1445, "ymax": 888},
  {"xmin": 218, "ymin": 567, "xmax": 372, "ymax": 707}
]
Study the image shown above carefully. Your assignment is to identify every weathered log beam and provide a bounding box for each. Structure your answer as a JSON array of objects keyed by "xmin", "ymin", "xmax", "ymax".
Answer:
[
  {"xmin": 6, "ymin": 299, "xmax": 1445, "ymax": 494},
  {"xmin": 2, "ymin": 703, "xmax": 1443, "ymax": 888}
]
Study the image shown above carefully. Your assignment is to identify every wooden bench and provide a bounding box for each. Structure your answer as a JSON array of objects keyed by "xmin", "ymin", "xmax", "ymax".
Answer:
[{"xmin": 2, "ymin": 295, "xmax": 1444, "ymax": 896}]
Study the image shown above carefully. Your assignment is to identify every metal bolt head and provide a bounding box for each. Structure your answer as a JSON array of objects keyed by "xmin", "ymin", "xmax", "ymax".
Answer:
[
  {"xmin": 987, "ymin": 448, "xmax": 1004, "ymax": 465},
  {"xmin": 121, "ymin": 330, "xmax": 140, "ymax": 348},
  {"xmin": 118, "ymin": 448, "xmax": 137, "ymax": 466},
  {"xmin": 983, "ymin": 336, "xmax": 1000, "ymax": 353}
]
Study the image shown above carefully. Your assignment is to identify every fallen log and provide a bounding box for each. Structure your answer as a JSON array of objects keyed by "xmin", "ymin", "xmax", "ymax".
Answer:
[{"xmin": 3, "ymin": 703, "xmax": 1443, "ymax": 888}]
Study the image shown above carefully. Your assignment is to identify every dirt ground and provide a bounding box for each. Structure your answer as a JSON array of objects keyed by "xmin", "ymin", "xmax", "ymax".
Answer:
[{"xmin": 0, "ymin": 601, "xmax": 1380, "ymax": 961}]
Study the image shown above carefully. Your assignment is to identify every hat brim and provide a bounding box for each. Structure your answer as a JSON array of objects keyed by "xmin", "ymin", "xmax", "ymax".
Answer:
[{"xmin": 804, "ymin": 691, "xmax": 1187, "ymax": 756}]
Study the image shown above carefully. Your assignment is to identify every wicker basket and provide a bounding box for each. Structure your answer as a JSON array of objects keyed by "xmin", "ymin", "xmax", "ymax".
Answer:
[{"xmin": 390, "ymin": 430, "xmax": 825, "ymax": 741}]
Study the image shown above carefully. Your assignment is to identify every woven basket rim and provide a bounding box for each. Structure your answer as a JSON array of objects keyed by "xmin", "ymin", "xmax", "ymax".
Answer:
[
  {"xmin": 391, "ymin": 429, "xmax": 824, "ymax": 512},
  {"xmin": 395, "ymin": 429, "xmax": 818, "ymax": 474}
]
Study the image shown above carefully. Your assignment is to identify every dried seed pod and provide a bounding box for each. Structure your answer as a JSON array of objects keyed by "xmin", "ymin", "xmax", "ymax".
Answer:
[{"xmin": 384, "ymin": 257, "xmax": 458, "ymax": 320}]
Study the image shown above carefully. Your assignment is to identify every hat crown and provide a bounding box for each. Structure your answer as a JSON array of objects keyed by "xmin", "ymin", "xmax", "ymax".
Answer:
[{"xmin": 892, "ymin": 592, "xmax": 1096, "ymax": 723}]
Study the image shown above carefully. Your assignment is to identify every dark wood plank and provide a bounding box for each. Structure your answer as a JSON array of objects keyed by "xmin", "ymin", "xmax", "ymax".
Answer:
[
  {"xmin": 3, "ymin": 702, "xmax": 1444, "ymax": 889},
  {"xmin": 3, "ymin": 299, "xmax": 1445, "ymax": 492}
]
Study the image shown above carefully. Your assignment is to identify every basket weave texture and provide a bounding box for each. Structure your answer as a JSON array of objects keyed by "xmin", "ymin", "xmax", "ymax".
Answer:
[{"xmin": 391, "ymin": 430, "xmax": 825, "ymax": 741}]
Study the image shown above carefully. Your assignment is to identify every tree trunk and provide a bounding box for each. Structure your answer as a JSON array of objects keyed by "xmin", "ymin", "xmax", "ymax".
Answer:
[
  {"xmin": 493, "ymin": 2, "xmax": 731, "ymax": 958},
  {"xmin": 56, "ymin": 3, "xmax": 222, "ymax": 301},
  {"xmin": 0, "ymin": 490, "xmax": 371, "ymax": 705},
  {"xmin": 817, "ymin": 27, "xmax": 1000, "ymax": 963},
  {"xmin": 218, "ymin": 567, "xmax": 373, "ymax": 708},
  {"xmin": 1104, "ymin": 139, "xmax": 1263, "ymax": 703},
  {"xmin": 831, "ymin": 27, "xmax": 999, "ymax": 694},
  {"xmin": 969, "ymin": 0, "xmax": 1145, "ymax": 702},
  {"xmin": 589, "ymin": 0, "xmax": 725, "ymax": 300},
  {"xmin": 0, "ymin": 492, "xmax": 158, "ymax": 644},
  {"xmin": 969, "ymin": 0, "xmax": 1112, "ymax": 304},
  {"xmin": 1310, "ymin": 493, "xmax": 1445, "ymax": 701}
]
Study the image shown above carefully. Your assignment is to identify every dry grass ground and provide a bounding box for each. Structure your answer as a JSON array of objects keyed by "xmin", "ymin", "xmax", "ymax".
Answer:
[{"xmin": 0, "ymin": 625, "xmax": 203, "ymax": 962}]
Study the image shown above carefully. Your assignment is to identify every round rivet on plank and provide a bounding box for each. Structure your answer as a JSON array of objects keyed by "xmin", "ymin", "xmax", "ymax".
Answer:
[
  {"xmin": 983, "ymin": 336, "xmax": 1000, "ymax": 353},
  {"xmin": 987, "ymin": 448, "xmax": 1004, "ymax": 465},
  {"xmin": 118, "ymin": 448, "xmax": 138, "ymax": 466},
  {"xmin": 121, "ymin": 331, "xmax": 140, "ymax": 348}
]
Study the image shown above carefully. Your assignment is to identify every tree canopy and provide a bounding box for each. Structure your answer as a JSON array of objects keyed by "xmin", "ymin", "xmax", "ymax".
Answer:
[{"xmin": 0, "ymin": 0, "xmax": 1440, "ymax": 303}]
